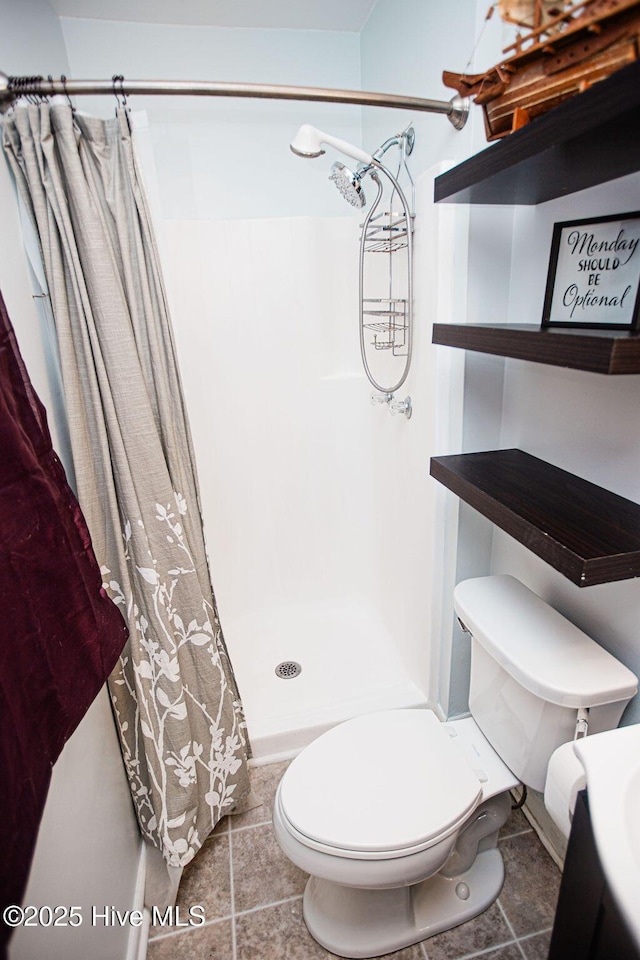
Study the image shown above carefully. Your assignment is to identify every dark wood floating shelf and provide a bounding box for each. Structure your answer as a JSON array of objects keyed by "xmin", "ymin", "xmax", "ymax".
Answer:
[
  {"xmin": 432, "ymin": 323, "xmax": 640, "ymax": 374},
  {"xmin": 430, "ymin": 449, "xmax": 640, "ymax": 587},
  {"xmin": 434, "ymin": 60, "xmax": 640, "ymax": 205}
]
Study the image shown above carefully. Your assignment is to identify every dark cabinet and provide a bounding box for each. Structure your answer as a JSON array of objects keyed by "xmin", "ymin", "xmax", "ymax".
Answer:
[{"xmin": 548, "ymin": 790, "xmax": 638, "ymax": 960}]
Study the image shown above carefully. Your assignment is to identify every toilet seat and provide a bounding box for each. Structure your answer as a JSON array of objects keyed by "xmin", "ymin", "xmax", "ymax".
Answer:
[{"xmin": 278, "ymin": 709, "xmax": 483, "ymax": 861}]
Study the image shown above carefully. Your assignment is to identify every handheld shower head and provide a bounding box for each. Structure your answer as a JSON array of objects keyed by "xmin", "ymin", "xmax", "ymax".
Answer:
[
  {"xmin": 290, "ymin": 124, "xmax": 373, "ymax": 165},
  {"xmin": 290, "ymin": 124, "xmax": 325, "ymax": 158},
  {"xmin": 329, "ymin": 161, "xmax": 366, "ymax": 209}
]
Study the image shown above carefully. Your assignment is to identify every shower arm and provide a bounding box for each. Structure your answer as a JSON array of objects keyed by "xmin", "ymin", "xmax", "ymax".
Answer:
[
  {"xmin": 359, "ymin": 125, "xmax": 416, "ymax": 214},
  {"xmin": 0, "ymin": 72, "xmax": 469, "ymax": 128},
  {"xmin": 371, "ymin": 124, "xmax": 415, "ymax": 163}
]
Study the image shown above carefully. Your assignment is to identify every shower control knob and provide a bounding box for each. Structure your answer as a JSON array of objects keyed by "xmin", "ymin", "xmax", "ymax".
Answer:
[
  {"xmin": 389, "ymin": 396, "xmax": 412, "ymax": 419},
  {"xmin": 370, "ymin": 391, "xmax": 392, "ymax": 406}
]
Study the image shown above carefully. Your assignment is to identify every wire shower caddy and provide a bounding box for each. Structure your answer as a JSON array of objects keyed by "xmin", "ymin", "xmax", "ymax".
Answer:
[{"xmin": 358, "ymin": 128, "xmax": 415, "ymax": 411}]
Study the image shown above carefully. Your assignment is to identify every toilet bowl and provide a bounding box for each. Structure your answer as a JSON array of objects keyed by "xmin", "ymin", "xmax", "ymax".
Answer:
[
  {"xmin": 273, "ymin": 709, "xmax": 518, "ymax": 957},
  {"xmin": 273, "ymin": 575, "xmax": 638, "ymax": 959}
]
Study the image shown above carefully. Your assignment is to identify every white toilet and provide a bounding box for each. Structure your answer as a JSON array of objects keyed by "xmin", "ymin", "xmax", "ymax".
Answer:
[{"xmin": 273, "ymin": 575, "xmax": 638, "ymax": 959}]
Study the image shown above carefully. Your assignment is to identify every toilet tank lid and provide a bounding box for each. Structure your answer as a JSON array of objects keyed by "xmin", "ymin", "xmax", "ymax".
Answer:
[{"xmin": 454, "ymin": 575, "xmax": 638, "ymax": 708}]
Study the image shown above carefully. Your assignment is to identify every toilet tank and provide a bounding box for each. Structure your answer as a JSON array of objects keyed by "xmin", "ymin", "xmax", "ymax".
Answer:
[{"xmin": 454, "ymin": 576, "xmax": 638, "ymax": 792}]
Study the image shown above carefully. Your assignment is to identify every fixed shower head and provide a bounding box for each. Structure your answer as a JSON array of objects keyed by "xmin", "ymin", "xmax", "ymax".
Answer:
[
  {"xmin": 290, "ymin": 124, "xmax": 373, "ymax": 165},
  {"xmin": 329, "ymin": 161, "xmax": 366, "ymax": 209}
]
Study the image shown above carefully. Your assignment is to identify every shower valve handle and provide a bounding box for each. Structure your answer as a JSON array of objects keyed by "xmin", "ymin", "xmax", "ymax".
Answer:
[
  {"xmin": 370, "ymin": 391, "xmax": 392, "ymax": 406},
  {"xmin": 389, "ymin": 396, "xmax": 412, "ymax": 419}
]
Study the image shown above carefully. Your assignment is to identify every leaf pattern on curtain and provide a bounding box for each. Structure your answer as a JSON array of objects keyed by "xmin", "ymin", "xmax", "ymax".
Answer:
[
  {"xmin": 2, "ymin": 103, "xmax": 251, "ymax": 880},
  {"xmin": 104, "ymin": 493, "xmax": 247, "ymax": 865}
]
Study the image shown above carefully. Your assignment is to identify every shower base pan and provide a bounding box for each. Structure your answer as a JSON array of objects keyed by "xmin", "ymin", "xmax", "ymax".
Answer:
[{"xmin": 223, "ymin": 601, "xmax": 427, "ymax": 763}]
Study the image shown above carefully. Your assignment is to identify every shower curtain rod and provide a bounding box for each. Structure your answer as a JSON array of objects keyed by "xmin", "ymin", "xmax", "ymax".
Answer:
[{"xmin": 0, "ymin": 72, "xmax": 469, "ymax": 129}]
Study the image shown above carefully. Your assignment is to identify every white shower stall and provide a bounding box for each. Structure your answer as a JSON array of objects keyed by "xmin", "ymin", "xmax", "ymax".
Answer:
[{"xmin": 161, "ymin": 172, "xmax": 464, "ymax": 760}]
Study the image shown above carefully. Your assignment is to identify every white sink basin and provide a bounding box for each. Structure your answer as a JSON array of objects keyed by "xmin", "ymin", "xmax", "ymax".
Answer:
[{"xmin": 574, "ymin": 724, "xmax": 640, "ymax": 949}]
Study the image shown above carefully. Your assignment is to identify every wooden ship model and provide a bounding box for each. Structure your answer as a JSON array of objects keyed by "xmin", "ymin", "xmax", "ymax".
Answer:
[{"xmin": 443, "ymin": 0, "xmax": 640, "ymax": 140}]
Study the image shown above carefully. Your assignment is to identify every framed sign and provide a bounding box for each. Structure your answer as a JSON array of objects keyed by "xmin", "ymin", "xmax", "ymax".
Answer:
[{"xmin": 542, "ymin": 211, "xmax": 640, "ymax": 330}]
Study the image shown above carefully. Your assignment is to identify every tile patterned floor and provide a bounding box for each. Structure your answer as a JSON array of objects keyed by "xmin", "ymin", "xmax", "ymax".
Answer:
[{"xmin": 147, "ymin": 760, "xmax": 560, "ymax": 960}]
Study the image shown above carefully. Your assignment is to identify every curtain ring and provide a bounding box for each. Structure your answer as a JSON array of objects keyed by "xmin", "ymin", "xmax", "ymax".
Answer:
[
  {"xmin": 112, "ymin": 74, "xmax": 128, "ymax": 112},
  {"xmin": 32, "ymin": 76, "xmax": 51, "ymax": 106},
  {"xmin": 60, "ymin": 74, "xmax": 74, "ymax": 112},
  {"xmin": 6, "ymin": 75, "xmax": 45, "ymax": 108},
  {"xmin": 26, "ymin": 76, "xmax": 43, "ymax": 105}
]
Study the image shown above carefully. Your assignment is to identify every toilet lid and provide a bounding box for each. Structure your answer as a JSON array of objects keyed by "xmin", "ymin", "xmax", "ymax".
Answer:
[{"xmin": 279, "ymin": 710, "xmax": 483, "ymax": 859}]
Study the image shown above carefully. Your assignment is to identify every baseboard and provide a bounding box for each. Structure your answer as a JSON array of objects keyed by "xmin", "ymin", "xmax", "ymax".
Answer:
[
  {"xmin": 522, "ymin": 788, "xmax": 567, "ymax": 871},
  {"xmin": 249, "ymin": 748, "xmax": 302, "ymax": 767},
  {"xmin": 125, "ymin": 840, "xmax": 149, "ymax": 960}
]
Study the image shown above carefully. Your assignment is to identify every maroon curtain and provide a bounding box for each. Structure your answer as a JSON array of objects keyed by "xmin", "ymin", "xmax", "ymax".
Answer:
[{"xmin": 0, "ymin": 291, "xmax": 128, "ymax": 955}]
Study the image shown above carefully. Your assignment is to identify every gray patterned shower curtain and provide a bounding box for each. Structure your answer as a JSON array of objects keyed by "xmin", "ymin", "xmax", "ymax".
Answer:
[{"xmin": 3, "ymin": 103, "xmax": 251, "ymax": 904}]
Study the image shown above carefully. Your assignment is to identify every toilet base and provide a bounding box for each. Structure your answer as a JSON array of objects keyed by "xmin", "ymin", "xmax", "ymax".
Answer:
[{"xmin": 302, "ymin": 847, "xmax": 505, "ymax": 959}]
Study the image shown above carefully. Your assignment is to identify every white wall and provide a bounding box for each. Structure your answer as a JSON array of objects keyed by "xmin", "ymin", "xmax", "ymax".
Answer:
[
  {"xmin": 1, "ymin": 4, "xmax": 143, "ymax": 959},
  {"xmin": 360, "ymin": 0, "xmax": 477, "ymax": 169},
  {"xmin": 10, "ymin": 695, "xmax": 144, "ymax": 960}
]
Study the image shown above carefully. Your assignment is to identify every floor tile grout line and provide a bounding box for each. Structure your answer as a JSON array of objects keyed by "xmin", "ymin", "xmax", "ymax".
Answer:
[
  {"xmin": 236, "ymin": 893, "xmax": 304, "ymax": 919},
  {"xmin": 499, "ymin": 826, "xmax": 533, "ymax": 841},
  {"xmin": 447, "ymin": 937, "xmax": 525, "ymax": 960},
  {"xmin": 148, "ymin": 892, "xmax": 307, "ymax": 944},
  {"xmin": 518, "ymin": 926, "xmax": 553, "ymax": 941},
  {"xmin": 437, "ymin": 938, "xmax": 517, "ymax": 960},
  {"xmin": 496, "ymin": 897, "xmax": 517, "ymax": 937},
  {"xmin": 496, "ymin": 898, "xmax": 528, "ymax": 959},
  {"xmin": 516, "ymin": 925, "xmax": 554, "ymax": 955},
  {"xmin": 148, "ymin": 914, "xmax": 231, "ymax": 943},
  {"xmin": 230, "ymin": 816, "xmax": 272, "ymax": 834}
]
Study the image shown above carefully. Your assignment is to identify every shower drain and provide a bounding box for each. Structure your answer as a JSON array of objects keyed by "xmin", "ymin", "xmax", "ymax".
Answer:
[{"xmin": 275, "ymin": 660, "xmax": 302, "ymax": 679}]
